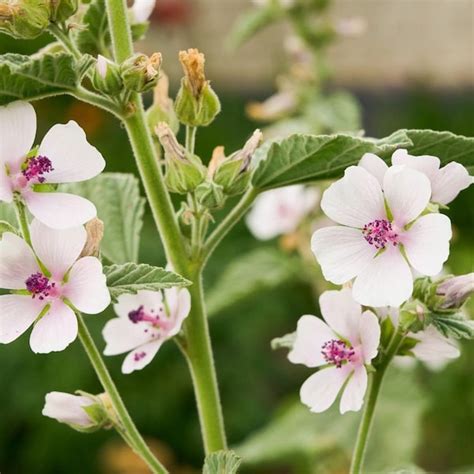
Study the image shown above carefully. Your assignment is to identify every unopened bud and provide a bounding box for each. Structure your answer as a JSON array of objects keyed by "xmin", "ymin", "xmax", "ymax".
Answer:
[
  {"xmin": 49, "ymin": 0, "xmax": 78, "ymax": 22},
  {"xmin": 156, "ymin": 122, "xmax": 206, "ymax": 193},
  {"xmin": 92, "ymin": 55, "xmax": 123, "ymax": 95},
  {"xmin": 0, "ymin": 1, "xmax": 50, "ymax": 39},
  {"xmin": 399, "ymin": 300, "xmax": 427, "ymax": 333},
  {"xmin": 146, "ymin": 72, "xmax": 179, "ymax": 134},
  {"xmin": 80, "ymin": 218, "xmax": 104, "ymax": 258},
  {"xmin": 175, "ymin": 48, "xmax": 221, "ymax": 127},
  {"xmin": 436, "ymin": 274, "xmax": 474, "ymax": 310},
  {"xmin": 121, "ymin": 52, "xmax": 161, "ymax": 92},
  {"xmin": 130, "ymin": 0, "xmax": 155, "ymax": 23},
  {"xmin": 195, "ymin": 180, "xmax": 226, "ymax": 209}
]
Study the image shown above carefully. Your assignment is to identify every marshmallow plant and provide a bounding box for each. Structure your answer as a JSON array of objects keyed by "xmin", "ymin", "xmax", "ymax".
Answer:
[{"xmin": 0, "ymin": 1, "xmax": 473, "ymax": 473}]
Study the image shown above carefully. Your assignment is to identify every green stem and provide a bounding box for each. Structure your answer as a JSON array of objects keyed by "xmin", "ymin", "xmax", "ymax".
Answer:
[
  {"xmin": 185, "ymin": 126, "xmax": 197, "ymax": 154},
  {"xmin": 77, "ymin": 315, "xmax": 168, "ymax": 474},
  {"xmin": 349, "ymin": 329, "xmax": 406, "ymax": 474},
  {"xmin": 72, "ymin": 87, "xmax": 124, "ymax": 119},
  {"xmin": 14, "ymin": 200, "xmax": 32, "ymax": 245},
  {"xmin": 49, "ymin": 23, "xmax": 82, "ymax": 59}
]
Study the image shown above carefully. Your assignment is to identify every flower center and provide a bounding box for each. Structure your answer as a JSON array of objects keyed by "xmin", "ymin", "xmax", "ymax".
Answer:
[
  {"xmin": 321, "ymin": 339, "xmax": 355, "ymax": 368},
  {"xmin": 128, "ymin": 305, "xmax": 169, "ymax": 331},
  {"xmin": 22, "ymin": 155, "xmax": 53, "ymax": 183},
  {"xmin": 362, "ymin": 219, "xmax": 398, "ymax": 249},
  {"xmin": 25, "ymin": 272, "xmax": 56, "ymax": 300}
]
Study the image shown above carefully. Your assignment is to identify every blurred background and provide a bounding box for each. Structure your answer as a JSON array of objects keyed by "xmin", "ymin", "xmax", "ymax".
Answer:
[{"xmin": 0, "ymin": 0, "xmax": 473, "ymax": 472}]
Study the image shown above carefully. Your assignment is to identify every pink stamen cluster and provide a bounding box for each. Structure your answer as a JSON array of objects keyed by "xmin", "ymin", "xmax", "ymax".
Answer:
[
  {"xmin": 25, "ymin": 272, "xmax": 55, "ymax": 300},
  {"xmin": 22, "ymin": 156, "xmax": 53, "ymax": 183},
  {"xmin": 321, "ymin": 339, "xmax": 355, "ymax": 368},
  {"xmin": 363, "ymin": 219, "xmax": 398, "ymax": 249}
]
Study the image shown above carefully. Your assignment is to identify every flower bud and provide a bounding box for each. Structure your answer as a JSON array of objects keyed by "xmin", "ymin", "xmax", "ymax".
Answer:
[
  {"xmin": 130, "ymin": 0, "xmax": 155, "ymax": 23},
  {"xmin": 80, "ymin": 218, "xmax": 104, "ymax": 258},
  {"xmin": 0, "ymin": 1, "xmax": 51, "ymax": 39},
  {"xmin": 195, "ymin": 180, "xmax": 226, "ymax": 209},
  {"xmin": 92, "ymin": 55, "xmax": 123, "ymax": 95},
  {"xmin": 436, "ymin": 274, "xmax": 474, "ymax": 310},
  {"xmin": 121, "ymin": 52, "xmax": 161, "ymax": 93},
  {"xmin": 211, "ymin": 129, "xmax": 262, "ymax": 196},
  {"xmin": 156, "ymin": 122, "xmax": 206, "ymax": 194},
  {"xmin": 174, "ymin": 48, "xmax": 221, "ymax": 127},
  {"xmin": 49, "ymin": 0, "xmax": 78, "ymax": 22},
  {"xmin": 399, "ymin": 300, "xmax": 427, "ymax": 333}
]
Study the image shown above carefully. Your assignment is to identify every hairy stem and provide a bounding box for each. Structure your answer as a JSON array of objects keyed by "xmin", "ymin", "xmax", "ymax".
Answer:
[
  {"xmin": 77, "ymin": 315, "xmax": 168, "ymax": 474},
  {"xmin": 49, "ymin": 23, "xmax": 82, "ymax": 59},
  {"xmin": 185, "ymin": 126, "xmax": 197, "ymax": 154}
]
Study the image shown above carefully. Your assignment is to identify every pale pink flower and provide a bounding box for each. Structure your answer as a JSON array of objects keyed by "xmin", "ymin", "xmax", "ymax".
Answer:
[
  {"xmin": 359, "ymin": 150, "xmax": 472, "ymax": 205},
  {"xmin": 311, "ymin": 165, "xmax": 452, "ymax": 307},
  {"xmin": 131, "ymin": 0, "xmax": 156, "ymax": 23},
  {"xmin": 42, "ymin": 392, "xmax": 95, "ymax": 428},
  {"xmin": 0, "ymin": 220, "xmax": 110, "ymax": 353},
  {"xmin": 103, "ymin": 288, "xmax": 191, "ymax": 374},
  {"xmin": 288, "ymin": 288, "xmax": 380, "ymax": 414},
  {"xmin": 0, "ymin": 101, "xmax": 105, "ymax": 229},
  {"xmin": 246, "ymin": 185, "xmax": 320, "ymax": 240}
]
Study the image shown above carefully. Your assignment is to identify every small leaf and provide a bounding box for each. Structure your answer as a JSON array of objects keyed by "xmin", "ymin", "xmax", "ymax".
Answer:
[
  {"xmin": 429, "ymin": 312, "xmax": 474, "ymax": 339},
  {"xmin": 203, "ymin": 450, "xmax": 242, "ymax": 474},
  {"xmin": 104, "ymin": 263, "xmax": 191, "ymax": 301},
  {"xmin": 0, "ymin": 220, "xmax": 19, "ymax": 237}
]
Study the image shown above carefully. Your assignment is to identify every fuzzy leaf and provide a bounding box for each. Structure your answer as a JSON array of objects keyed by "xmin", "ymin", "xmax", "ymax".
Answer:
[
  {"xmin": 429, "ymin": 312, "xmax": 474, "ymax": 339},
  {"xmin": 62, "ymin": 173, "xmax": 145, "ymax": 264},
  {"xmin": 203, "ymin": 450, "xmax": 242, "ymax": 474},
  {"xmin": 104, "ymin": 263, "xmax": 191, "ymax": 301}
]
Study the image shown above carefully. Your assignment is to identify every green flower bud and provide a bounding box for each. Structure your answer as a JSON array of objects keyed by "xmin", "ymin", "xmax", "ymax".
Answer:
[
  {"xmin": 0, "ymin": 1, "xmax": 50, "ymax": 39},
  {"xmin": 49, "ymin": 0, "xmax": 78, "ymax": 22},
  {"xmin": 174, "ymin": 48, "xmax": 221, "ymax": 127},
  {"xmin": 92, "ymin": 55, "xmax": 123, "ymax": 95},
  {"xmin": 156, "ymin": 122, "xmax": 206, "ymax": 194},
  {"xmin": 399, "ymin": 300, "xmax": 428, "ymax": 333},
  {"xmin": 121, "ymin": 52, "xmax": 161, "ymax": 93},
  {"xmin": 195, "ymin": 180, "xmax": 226, "ymax": 210}
]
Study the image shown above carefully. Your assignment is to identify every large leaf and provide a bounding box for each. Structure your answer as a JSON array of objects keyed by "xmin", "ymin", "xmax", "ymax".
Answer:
[
  {"xmin": 63, "ymin": 173, "xmax": 145, "ymax": 264},
  {"xmin": 203, "ymin": 450, "xmax": 242, "ymax": 474},
  {"xmin": 0, "ymin": 52, "xmax": 79, "ymax": 105},
  {"xmin": 104, "ymin": 263, "xmax": 191, "ymax": 301},
  {"xmin": 251, "ymin": 131, "xmax": 413, "ymax": 190}
]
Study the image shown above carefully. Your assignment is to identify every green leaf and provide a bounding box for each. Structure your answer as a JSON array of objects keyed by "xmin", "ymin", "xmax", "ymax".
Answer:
[
  {"xmin": 429, "ymin": 312, "xmax": 474, "ymax": 339},
  {"xmin": 0, "ymin": 52, "xmax": 79, "ymax": 105},
  {"xmin": 203, "ymin": 450, "xmax": 242, "ymax": 474},
  {"xmin": 0, "ymin": 220, "xmax": 19, "ymax": 237},
  {"xmin": 62, "ymin": 173, "xmax": 145, "ymax": 264},
  {"xmin": 206, "ymin": 248, "xmax": 302, "ymax": 317},
  {"xmin": 104, "ymin": 263, "xmax": 191, "ymax": 301},
  {"xmin": 75, "ymin": 0, "xmax": 109, "ymax": 56},
  {"xmin": 0, "ymin": 202, "xmax": 17, "ymax": 226},
  {"xmin": 251, "ymin": 131, "xmax": 412, "ymax": 190}
]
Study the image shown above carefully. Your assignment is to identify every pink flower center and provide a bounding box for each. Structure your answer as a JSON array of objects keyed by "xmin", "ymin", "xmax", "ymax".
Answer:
[
  {"xmin": 362, "ymin": 219, "xmax": 398, "ymax": 249},
  {"xmin": 321, "ymin": 339, "xmax": 355, "ymax": 368},
  {"xmin": 22, "ymin": 155, "xmax": 53, "ymax": 183},
  {"xmin": 128, "ymin": 305, "xmax": 170, "ymax": 331},
  {"xmin": 25, "ymin": 272, "xmax": 57, "ymax": 300}
]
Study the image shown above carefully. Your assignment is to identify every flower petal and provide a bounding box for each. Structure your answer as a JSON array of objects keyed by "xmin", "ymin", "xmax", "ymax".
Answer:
[
  {"xmin": 300, "ymin": 366, "xmax": 351, "ymax": 413},
  {"xmin": 164, "ymin": 287, "xmax": 191, "ymax": 337},
  {"xmin": 319, "ymin": 288, "xmax": 362, "ymax": 342},
  {"xmin": 30, "ymin": 219, "xmax": 86, "ymax": 280},
  {"xmin": 131, "ymin": 0, "xmax": 156, "ymax": 23},
  {"xmin": 0, "ymin": 294, "xmax": 44, "ymax": 343},
  {"xmin": 411, "ymin": 326, "xmax": 460, "ymax": 363},
  {"xmin": 0, "ymin": 232, "xmax": 39, "ymax": 289},
  {"xmin": 339, "ymin": 366, "xmax": 368, "ymax": 414},
  {"xmin": 102, "ymin": 317, "xmax": 153, "ymax": 355},
  {"xmin": 358, "ymin": 153, "xmax": 388, "ymax": 186},
  {"xmin": 352, "ymin": 247, "xmax": 413, "ymax": 307},
  {"xmin": 391, "ymin": 149, "xmax": 440, "ymax": 182},
  {"xmin": 431, "ymin": 162, "xmax": 473, "ymax": 205},
  {"xmin": 288, "ymin": 315, "xmax": 335, "ymax": 367},
  {"xmin": 311, "ymin": 226, "xmax": 376, "ymax": 284},
  {"xmin": 121, "ymin": 340, "xmax": 163, "ymax": 374},
  {"xmin": 38, "ymin": 121, "xmax": 105, "ymax": 183},
  {"xmin": 42, "ymin": 392, "xmax": 94, "ymax": 427},
  {"xmin": 383, "ymin": 166, "xmax": 431, "ymax": 227},
  {"xmin": 24, "ymin": 191, "xmax": 97, "ymax": 229},
  {"xmin": 63, "ymin": 257, "xmax": 110, "ymax": 314},
  {"xmin": 0, "ymin": 101, "xmax": 36, "ymax": 168},
  {"xmin": 0, "ymin": 170, "xmax": 13, "ymax": 203},
  {"xmin": 403, "ymin": 213, "xmax": 451, "ymax": 276},
  {"xmin": 30, "ymin": 301, "xmax": 78, "ymax": 353},
  {"xmin": 359, "ymin": 310, "xmax": 381, "ymax": 363},
  {"xmin": 320, "ymin": 166, "xmax": 386, "ymax": 227},
  {"xmin": 113, "ymin": 290, "xmax": 164, "ymax": 319}
]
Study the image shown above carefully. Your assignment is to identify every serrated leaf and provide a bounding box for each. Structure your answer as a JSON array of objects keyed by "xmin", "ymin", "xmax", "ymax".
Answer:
[
  {"xmin": 75, "ymin": 0, "xmax": 109, "ymax": 56},
  {"xmin": 62, "ymin": 173, "xmax": 145, "ymax": 264},
  {"xmin": 206, "ymin": 248, "xmax": 302, "ymax": 317},
  {"xmin": 104, "ymin": 263, "xmax": 191, "ymax": 301},
  {"xmin": 0, "ymin": 52, "xmax": 79, "ymax": 105},
  {"xmin": 251, "ymin": 131, "xmax": 412, "ymax": 190},
  {"xmin": 203, "ymin": 450, "xmax": 242, "ymax": 474},
  {"xmin": 430, "ymin": 312, "xmax": 474, "ymax": 339}
]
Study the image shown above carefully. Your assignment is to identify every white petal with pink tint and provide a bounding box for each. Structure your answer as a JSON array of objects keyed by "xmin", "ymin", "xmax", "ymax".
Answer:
[
  {"xmin": 352, "ymin": 247, "xmax": 413, "ymax": 307},
  {"xmin": 288, "ymin": 315, "xmax": 335, "ymax": 367},
  {"xmin": 431, "ymin": 162, "xmax": 473, "ymax": 205},
  {"xmin": 131, "ymin": 0, "xmax": 156, "ymax": 22},
  {"xmin": 38, "ymin": 121, "xmax": 105, "ymax": 183},
  {"xmin": 0, "ymin": 232, "xmax": 39, "ymax": 289},
  {"xmin": 164, "ymin": 287, "xmax": 191, "ymax": 337},
  {"xmin": 30, "ymin": 220, "xmax": 86, "ymax": 280},
  {"xmin": 64, "ymin": 257, "xmax": 110, "ymax": 314},
  {"xmin": 0, "ymin": 294, "xmax": 44, "ymax": 343},
  {"xmin": 0, "ymin": 171, "xmax": 13, "ymax": 202},
  {"xmin": 311, "ymin": 226, "xmax": 376, "ymax": 284},
  {"xmin": 43, "ymin": 392, "xmax": 94, "ymax": 427},
  {"xmin": 0, "ymin": 101, "xmax": 36, "ymax": 168},
  {"xmin": 113, "ymin": 290, "xmax": 164, "ymax": 319},
  {"xmin": 121, "ymin": 340, "xmax": 163, "ymax": 374},
  {"xmin": 102, "ymin": 317, "xmax": 152, "ymax": 355},
  {"xmin": 358, "ymin": 153, "xmax": 388, "ymax": 186},
  {"xmin": 339, "ymin": 366, "xmax": 368, "ymax": 414},
  {"xmin": 391, "ymin": 149, "xmax": 440, "ymax": 182},
  {"xmin": 411, "ymin": 326, "xmax": 460, "ymax": 363},
  {"xmin": 403, "ymin": 213, "xmax": 451, "ymax": 276},
  {"xmin": 383, "ymin": 166, "xmax": 431, "ymax": 227},
  {"xmin": 359, "ymin": 310, "xmax": 381, "ymax": 363},
  {"xmin": 25, "ymin": 192, "xmax": 97, "ymax": 229},
  {"xmin": 320, "ymin": 166, "xmax": 386, "ymax": 227},
  {"xmin": 29, "ymin": 301, "xmax": 78, "ymax": 353}
]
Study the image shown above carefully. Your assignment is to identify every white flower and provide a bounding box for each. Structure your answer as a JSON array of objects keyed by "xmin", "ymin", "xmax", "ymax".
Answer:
[
  {"xmin": 246, "ymin": 185, "xmax": 320, "ymax": 240},
  {"xmin": 0, "ymin": 220, "xmax": 110, "ymax": 353},
  {"xmin": 359, "ymin": 150, "xmax": 473, "ymax": 205},
  {"xmin": 42, "ymin": 392, "xmax": 95, "ymax": 428},
  {"xmin": 103, "ymin": 288, "xmax": 191, "ymax": 374},
  {"xmin": 131, "ymin": 0, "xmax": 156, "ymax": 23},
  {"xmin": 288, "ymin": 288, "xmax": 381, "ymax": 414},
  {"xmin": 0, "ymin": 101, "xmax": 105, "ymax": 229},
  {"xmin": 311, "ymin": 165, "xmax": 452, "ymax": 307}
]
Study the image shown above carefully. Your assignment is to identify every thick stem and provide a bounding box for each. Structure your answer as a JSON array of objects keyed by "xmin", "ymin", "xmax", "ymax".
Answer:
[{"xmin": 77, "ymin": 315, "xmax": 168, "ymax": 474}]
